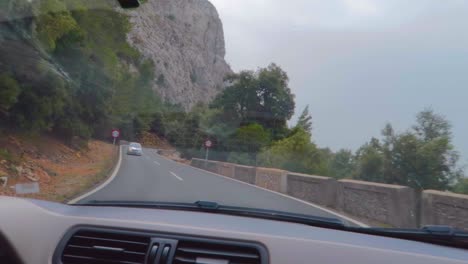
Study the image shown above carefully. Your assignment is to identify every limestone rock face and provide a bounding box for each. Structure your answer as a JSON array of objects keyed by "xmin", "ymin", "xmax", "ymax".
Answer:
[{"xmin": 125, "ymin": 0, "xmax": 232, "ymax": 109}]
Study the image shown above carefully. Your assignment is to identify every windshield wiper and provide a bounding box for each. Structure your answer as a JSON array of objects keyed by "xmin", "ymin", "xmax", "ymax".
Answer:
[
  {"xmin": 78, "ymin": 200, "xmax": 345, "ymax": 229},
  {"xmin": 346, "ymin": 225, "xmax": 468, "ymax": 249}
]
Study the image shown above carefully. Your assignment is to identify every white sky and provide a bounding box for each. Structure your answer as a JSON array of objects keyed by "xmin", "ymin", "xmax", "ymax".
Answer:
[{"xmin": 209, "ymin": 0, "xmax": 468, "ymax": 165}]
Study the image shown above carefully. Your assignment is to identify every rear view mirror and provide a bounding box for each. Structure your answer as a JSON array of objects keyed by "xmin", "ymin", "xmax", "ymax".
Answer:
[{"xmin": 117, "ymin": 0, "xmax": 140, "ymax": 9}]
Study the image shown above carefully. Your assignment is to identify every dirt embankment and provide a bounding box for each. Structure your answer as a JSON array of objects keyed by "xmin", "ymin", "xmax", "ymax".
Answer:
[
  {"xmin": 139, "ymin": 131, "xmax": 173, "ymax": 149},
  {"xmin": 139, "ymin": 132, "xmax": 189, "ymax": 164},
  {"xmin": 0, "ymin": 134, "xmax": 117, "ymax": 202}
]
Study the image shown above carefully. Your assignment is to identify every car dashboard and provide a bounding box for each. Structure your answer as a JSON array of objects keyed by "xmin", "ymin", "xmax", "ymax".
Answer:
[{"xmin": 0, "ymin": 196, "xmax": 467, "ymax": 264}]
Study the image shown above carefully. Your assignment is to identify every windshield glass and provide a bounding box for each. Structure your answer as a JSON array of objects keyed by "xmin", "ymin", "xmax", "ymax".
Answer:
[{"xmin": 1, "ymin": 0, "xmax": 467, "ymax": 231}]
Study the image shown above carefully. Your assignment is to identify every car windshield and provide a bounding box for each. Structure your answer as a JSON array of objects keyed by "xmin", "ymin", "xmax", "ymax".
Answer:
[{"xmin": 0, "ymin": 0, "xmax": 467, "ymax": 231}]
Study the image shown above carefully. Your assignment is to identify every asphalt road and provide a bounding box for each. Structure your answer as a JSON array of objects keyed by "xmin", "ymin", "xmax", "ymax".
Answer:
[{"xmin": 78, "ymin": 146, "xmax": 364, "ymax": 226}]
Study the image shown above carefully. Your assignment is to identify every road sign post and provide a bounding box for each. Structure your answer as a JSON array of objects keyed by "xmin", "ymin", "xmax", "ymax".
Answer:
[
  {"xmin": 111, "ymin": 129, "xmax": 120, "ymax": 145},
  {"xmin": 204, "ymin": 139, "xmax": 212, "ymax": 160}
]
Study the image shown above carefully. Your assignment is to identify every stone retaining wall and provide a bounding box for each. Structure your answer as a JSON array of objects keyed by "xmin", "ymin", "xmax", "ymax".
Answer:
[
  {"xmin": 191, "ymin": 158, "xmax": 204, "ymax": 169},
  {"xmin": 287, "ymin": 173, "xmax": 336, "ymax": 207},
  {"xmin": 190, "ymin": 158, "xmax": 468, "ymax": 229},
  {"xmin": 233, "ymin": 164, "xmax": 256, "ymax": 184},
  {"xmin": 255, "ymin": 168, "xmax": 288, "ymax": 193},
  {"xmin": 421, "ymin": 190, "xmax": 468, "ymax": 230},
  {"xmin": 336, "ymin": 180, "xmax": 418, "ymax": 228},
  {"xmin": 218, "ymin": 162, "xmax": 235, "ymax": 178}
]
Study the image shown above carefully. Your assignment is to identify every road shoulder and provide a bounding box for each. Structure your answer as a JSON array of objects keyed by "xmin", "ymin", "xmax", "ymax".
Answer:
[{"xmin": 67, "ymin": 145, "xmax": 122, "ymax": 204}]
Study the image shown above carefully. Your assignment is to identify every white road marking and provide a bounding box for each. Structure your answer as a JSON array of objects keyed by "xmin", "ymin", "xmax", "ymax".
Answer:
[
  {"xmin": 154, "ymin": 160, "xmax": 160, "ymax": 165},
  {"xmin": 170, "ymin": 171, "xmax": 184, "ymax": 181},
  {"xmin": 68, "ymin": 145, "xmax": 124, "ymax": 204}
]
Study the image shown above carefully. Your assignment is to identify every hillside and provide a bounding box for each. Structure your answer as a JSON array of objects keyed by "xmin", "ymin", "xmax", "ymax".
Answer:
[
  {"xmin": 0, "ymin": 133, "xmax": 116, "ymax": 202},
  {"xmin": 0, "ymin": 0, "xmax": 232, "ymax": 142},
  {"xmin": 0, "ymin": 0, "xmax": 229, "ymax": 200}
]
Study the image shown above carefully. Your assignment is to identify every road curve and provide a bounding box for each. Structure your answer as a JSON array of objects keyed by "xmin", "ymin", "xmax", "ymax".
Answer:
[{"xmin": 76, "ymin": 145, "xmax": 365, "ymax": 227}]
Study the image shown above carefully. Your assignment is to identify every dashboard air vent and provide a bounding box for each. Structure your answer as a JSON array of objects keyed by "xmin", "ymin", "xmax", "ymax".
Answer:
[
  {"xmin": 61, "ymin": 229, "xmax": 150, "ymax": 264},
  {"xmin": 173, "ymin": 240, "xmax": 263, "ymax": 264}
]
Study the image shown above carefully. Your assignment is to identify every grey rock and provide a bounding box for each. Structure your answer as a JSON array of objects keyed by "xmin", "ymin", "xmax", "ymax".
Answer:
[
  {"xmin": 15, "ymin": 165, "xmax": 23, "ymax": 174},
  {"xmin": 123, "ymin": 0, "xmax": 232, "ymax": 110},
  {"xmin": 0, "ymin": 176, "xmax": 7, "ymax": 188}
]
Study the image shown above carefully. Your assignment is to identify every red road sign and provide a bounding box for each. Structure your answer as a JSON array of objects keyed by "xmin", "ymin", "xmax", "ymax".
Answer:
[
  {"xmin": 111, "ymin": 129, "xmax": 120, "ymax": 138},
  {"xmin": 204, "ymin": 140, "xmax": 213, "ymax": 148}
]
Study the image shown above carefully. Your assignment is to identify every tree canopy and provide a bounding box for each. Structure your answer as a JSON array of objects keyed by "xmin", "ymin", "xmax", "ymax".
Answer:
[
  {"xmin": 352, "ymin": 110, "xmax": 463, "ymax": 190},
  {"xmin": 257, "ymin": 128, "xmax": 327, "ymax": 175},
  {"xmin": 212, "ymin": 63, "xmax": 295, "ymax": 138}
]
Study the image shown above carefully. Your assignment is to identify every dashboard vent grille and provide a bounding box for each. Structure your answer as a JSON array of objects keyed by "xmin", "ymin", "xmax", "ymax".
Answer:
[
  {"xmin": 61, "ymin": 230, "xmax": 150, "ymax": 264},
  {"xmin": 173, "ymin": 240, "xmax": 262, "ymax": 264}
]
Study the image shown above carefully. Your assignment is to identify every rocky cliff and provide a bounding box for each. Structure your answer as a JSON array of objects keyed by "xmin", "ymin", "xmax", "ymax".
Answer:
[{"xmin": 124, "ymin": 0, "xmax": 231, "ymax": 109}]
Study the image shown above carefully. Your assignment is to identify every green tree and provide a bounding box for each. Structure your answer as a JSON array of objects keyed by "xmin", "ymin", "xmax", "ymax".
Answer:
[
  {"xmin": 329, "ymin": 149, "xmax": 354, "ymax": 179},
  {"xmin": 295, "ymin": 105, "xmax": 312, "ymax": 134},
  {"xmin": 258, "ymin": 128, "xmax": 326, "ymax": 174},
  {"xmin": 388, "ymin": 110, "xmax": 461, "ymax": 189},
  {"xmin": 36, "ymin": 0, "xmax": 80, "ymax": 51},
  {"xmin": 353, "ymin": 138, "xmax": 384, "ymax": 182},
  {"xmin": 0, "ymin": 73, "xmax": 21, "ymax": 112},
  {"xmin": 52, "ymin": 2, "xmax": 159, "ymax": 139},
  {"xmin": 353, "ymin": 110, "xmax": 463, "ymax": 190},
  {"xmin": 413, "ymin": 109, "xmax": 451, "ymax": 141},
  {"xmin": 198, "ymin": 107, "xmax": 239, "ymax": 140},
  {"xmin": 212, "ymin": 63, "xmax": 295, "ymax": 139},
  {"xmin": 227, "ymin": 152, "xmax": 255, "ymax": 166},
  {"xmin": 212, "ymin": 71, "xmax": 257, "ymax": 123},
  {"xmin": 381, "ymin": 123, "xmax": 397, "ymax": 184},
  {"xmin": 151, "ymin": 104, "xmax": 208, "ymax": 152},
  {"xmin": 223, "ymin": 123, "xmax": 271, "ymax": 165},
  {"xmin": 256, "ymin": 64, "xmax": 295, "ymax": 134},
  {"xmin": 9, "ymin": 68, "xmax": 69, "ymax": 132},
  {"xmin": 390, "ymin": 131, "xmax": 461, "ymax": 189},
  {"xmin": 454, "ymin": 178, "xmax": 468, "ymax": 195},
  {"xmin": 228, "ymin": 123, "xmax": 270, "ymax": 153}
]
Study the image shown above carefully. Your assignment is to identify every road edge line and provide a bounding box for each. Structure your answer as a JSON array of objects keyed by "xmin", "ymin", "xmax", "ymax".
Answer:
[
  {"xmin": 146, "ymin": 149, "xmax": 368, "ymax": 227},
  {"xmin": 68, "ymin": 145, "xmax": 123, "ymax": 204}
]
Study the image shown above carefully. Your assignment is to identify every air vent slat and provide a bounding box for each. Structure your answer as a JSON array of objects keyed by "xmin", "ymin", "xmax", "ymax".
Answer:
[
  {"xmin": 62, "ymin": 254, "xmax": 142, "ymax": 264},
  {"xmin": 68, "ymin": 237, "xmax": 148, "ymax": 253},
  {"xmin": 73, "ymin": 235, "xmax": 149, "ymax": 245},
  {"xmin": 174, "ymin": 241, "xmax": 262, "ymax": 264},
  {"xmin": 61, "ymin": 230, "xmax": 150, "ymax": 264},
  {"xmin": 173, "ymin": 257, "xmax": 197, "ymax": 263},
  {"xmin": 66, "ymin": 244, "xmax": 146, "ymax": 256},
  {"xmin": 177, "ymin": 247, "xmax": 259, "ymax": 259}
]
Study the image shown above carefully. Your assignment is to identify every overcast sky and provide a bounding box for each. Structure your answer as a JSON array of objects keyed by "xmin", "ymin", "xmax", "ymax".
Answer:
[{"xmin": 209, "ymin": 0, "xmax": 468, "ymax": 165}]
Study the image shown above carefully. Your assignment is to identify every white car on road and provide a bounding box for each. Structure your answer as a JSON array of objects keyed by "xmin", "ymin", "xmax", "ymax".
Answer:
[{"xmin": 127, "ymin": 142, "xmax": 143, "ymax": 156}]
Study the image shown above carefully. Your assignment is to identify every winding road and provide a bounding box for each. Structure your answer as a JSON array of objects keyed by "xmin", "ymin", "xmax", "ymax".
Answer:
[{"xmin": 74, "ymin": 145, "xmax": 365, "ymax": 227}]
